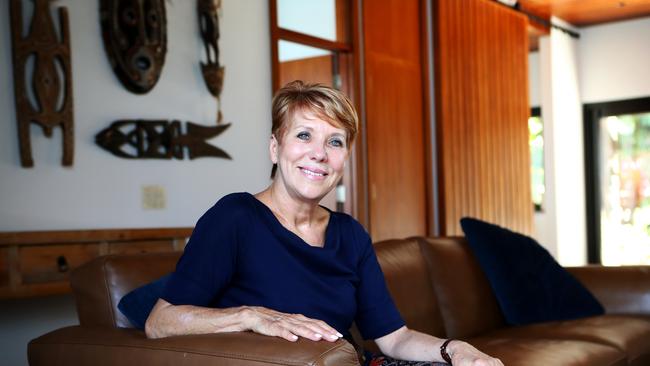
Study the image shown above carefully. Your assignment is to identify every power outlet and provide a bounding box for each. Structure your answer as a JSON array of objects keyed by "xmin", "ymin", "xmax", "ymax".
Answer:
[{"xmin": 142, "ymin": 185, "xmax": 166, "ymax": 210}]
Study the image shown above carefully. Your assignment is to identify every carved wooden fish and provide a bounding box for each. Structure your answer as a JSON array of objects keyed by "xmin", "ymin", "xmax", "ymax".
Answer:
[{"xmin": 95, "ymin": 120, "xmax": 231, "ymax": 160}]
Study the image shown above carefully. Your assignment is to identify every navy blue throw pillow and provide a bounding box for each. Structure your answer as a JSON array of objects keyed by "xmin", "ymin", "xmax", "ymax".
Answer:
[
  {"xmin": 459, "ymin": 217, "xmax": 604, "ymax": 326},
  {"xmin": 117, "ymin": 273, "xmax": 171, "ymax": 330}
]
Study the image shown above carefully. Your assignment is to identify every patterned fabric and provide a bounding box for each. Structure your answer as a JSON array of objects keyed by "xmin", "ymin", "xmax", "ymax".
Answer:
[{"xmin": 367, "ymin": 354, "xmax": 449, "ymax": 366}]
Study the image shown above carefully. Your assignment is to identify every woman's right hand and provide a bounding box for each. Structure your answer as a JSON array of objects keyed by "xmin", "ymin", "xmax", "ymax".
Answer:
[{"xmin": 241, "ymin": 306, "xmax": 343, "ymax": 342}]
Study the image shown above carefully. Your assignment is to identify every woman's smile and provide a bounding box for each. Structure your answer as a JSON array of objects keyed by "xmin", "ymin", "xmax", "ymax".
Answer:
[{"xmin": 298, "ymin": 166, "xmax": 328, "ymax": 180}]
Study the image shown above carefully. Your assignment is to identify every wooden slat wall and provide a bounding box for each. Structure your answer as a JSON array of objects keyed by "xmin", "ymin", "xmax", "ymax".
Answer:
[
  {"xmin": 434, "ymin": 0, "xmax": 533, "ymax": 235},
  {"xmin": 364, "ymin": 0, "xmax": 428, "ymax": 241}
]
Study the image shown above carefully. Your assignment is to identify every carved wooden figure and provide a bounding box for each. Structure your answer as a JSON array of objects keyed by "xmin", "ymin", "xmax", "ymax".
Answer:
[
  {"xmin": 100, "ymin": 0, "xmax": 167, "ymax": 94},
  {"xmin": 198, "ymin": 0, "xmax": 224, "ymax": 98},
  {"xmin": 95, "ymin": 120, "xmax": 231, "ymax": 160},
  {"xmin": 10, "ymin": 0, "xmax": 74, "ymax": 167}
]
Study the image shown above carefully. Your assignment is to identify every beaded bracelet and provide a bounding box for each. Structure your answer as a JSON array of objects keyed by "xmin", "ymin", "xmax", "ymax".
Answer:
[{"xmin": 440, "ymin": 338, "xmax": 454, "ymax": 365}]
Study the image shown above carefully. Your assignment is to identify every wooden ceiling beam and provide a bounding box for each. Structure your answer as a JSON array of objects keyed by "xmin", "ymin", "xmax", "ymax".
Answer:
[{"xmin": 517, "ymin": 0, "xmax": 650, "ymax": 27}]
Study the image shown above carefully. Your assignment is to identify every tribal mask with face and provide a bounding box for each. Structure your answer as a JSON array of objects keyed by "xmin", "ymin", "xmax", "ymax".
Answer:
[{"xmin": 100, "ymin": 0, "xmax": 167, "ymax": 94}]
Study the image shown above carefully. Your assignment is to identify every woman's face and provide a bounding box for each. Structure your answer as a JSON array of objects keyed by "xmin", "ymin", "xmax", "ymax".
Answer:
[{"xmin": 270, "ymin": 109, "xmax": 349, "ymax": 203}]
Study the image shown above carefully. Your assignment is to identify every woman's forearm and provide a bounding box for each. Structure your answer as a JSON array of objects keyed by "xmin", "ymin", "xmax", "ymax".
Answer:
[
  {"xmin": 376, "ymin": 327, "xmax": 504, "ymax": 366},
  {"xmin": 376, "ymin": 327, "xmax": 444, "ymax": 362},
  {"xmin": 145, "ymin": 298, "xmax": 249, "ymax": 339},
  {"xmin": 145, "ymin": 298, "xmax": 342, "ymax": 342}
]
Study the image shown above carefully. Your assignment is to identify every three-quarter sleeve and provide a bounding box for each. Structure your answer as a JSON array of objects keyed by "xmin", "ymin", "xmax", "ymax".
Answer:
[
  {"xmin": 161, "ymin": 198, "xmax": 243, "ymax": 306},
  {"xmin": 354, "ymin": 231, "xmax": 405, "ymax": 340}
]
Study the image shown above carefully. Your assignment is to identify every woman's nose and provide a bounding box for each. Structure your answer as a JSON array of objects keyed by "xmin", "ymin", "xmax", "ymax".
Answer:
[{"xmin": 310, "ymin": 143, "xmax": 327, "ymax": 161}]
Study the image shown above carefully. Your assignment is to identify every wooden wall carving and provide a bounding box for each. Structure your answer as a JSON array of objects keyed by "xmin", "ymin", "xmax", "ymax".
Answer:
[
  {"xmin": 10, "ymin": 0, "xmax": 74, "ymax": 167},
  {"xmin": 434, "ymin": 0, "xmax": 533, "ymax": 235},
  {"xmin": 99, "ymin": 0, "xmax": 167, "ymax": 94},
  {"xmin": 197, "ymin": 0, "xmax": 229, "ymax": 127},
  {"xmin": 95, "ymin": 120, "xmax": 231, "ymax": 160},
  {"xmin": 198, "ymin": 0, "xmax": 225, "ymax": 99}
]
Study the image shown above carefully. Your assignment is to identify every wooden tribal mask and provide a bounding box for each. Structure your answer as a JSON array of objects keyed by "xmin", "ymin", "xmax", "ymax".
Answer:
[
  {"xmin": 99, "ymin": 0, "xmax": 167, "ymax": 94},
  {"xmin": 198, "ymin": 0, "xmax": 224, "ymax": 98}
]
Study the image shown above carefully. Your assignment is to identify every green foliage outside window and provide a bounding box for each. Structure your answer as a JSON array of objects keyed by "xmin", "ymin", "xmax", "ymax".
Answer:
[{"xmin": 601, "ymin": 113, "xmax": 650, "ymax": 265}]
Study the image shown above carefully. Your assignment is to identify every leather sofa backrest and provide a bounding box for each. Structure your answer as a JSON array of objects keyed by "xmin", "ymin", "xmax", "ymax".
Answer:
[
  {"xmin": 372, "ymin": 238, "xmax": 446, "ymax": 337},
  {"xmin": 417, "ymin": 237, "xmax": 505, "ymax": 338},
  {"xmin": 70, "ymin": 236, "xmax": 506, "ymax": 339},
  {"xmin": 71, "ymin": 252, "xmax": 180, "ymax": 328},
  {"xmin": 568, "ymin": 265, "xmax": 650, "ymax": 315}
]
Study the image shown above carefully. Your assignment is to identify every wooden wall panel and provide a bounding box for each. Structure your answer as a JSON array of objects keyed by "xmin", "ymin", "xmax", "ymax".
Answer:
[
  {"xmin": 434, "ymin": 0, "xmax": 533, "ymax": 235},
  {"xmin": 278, "ymin": 55, "xmax": 333, "ymax": 87},
  {"xmin": 364, "ymin": 0, "xmax": 428, "ymax": 241}
]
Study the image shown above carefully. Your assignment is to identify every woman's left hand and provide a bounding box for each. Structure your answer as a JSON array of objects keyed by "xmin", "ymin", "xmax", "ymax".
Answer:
[{"xmin": 447, "ymin": 340, "xmax": 504, "ymax": 366}]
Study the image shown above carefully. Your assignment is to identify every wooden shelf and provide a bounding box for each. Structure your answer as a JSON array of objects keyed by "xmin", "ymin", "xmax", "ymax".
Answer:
[{"xmin": 0, "ymin": 227, "xmax": 192, "ymax": 299}]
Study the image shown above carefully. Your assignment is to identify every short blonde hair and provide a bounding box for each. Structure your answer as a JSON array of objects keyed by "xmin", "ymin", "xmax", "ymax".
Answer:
[{"xmin": 270, "ymin": 80, "xmax": 358, "ymax": 178}]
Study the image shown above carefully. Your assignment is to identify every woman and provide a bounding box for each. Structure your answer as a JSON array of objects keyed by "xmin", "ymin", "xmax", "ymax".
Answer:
[{"xmin": 145, "ymin": 81, "xmax": 502, "ymax": 366}]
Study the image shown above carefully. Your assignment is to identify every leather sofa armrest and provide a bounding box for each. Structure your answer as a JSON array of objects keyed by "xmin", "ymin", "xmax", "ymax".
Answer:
[
  {"xmin": 28, "ymin": 326, "xmax": 360, "ymax": 366},
  {"xmin": 567, "ymin": 265, "xmax": 650, "ymax": 316}
]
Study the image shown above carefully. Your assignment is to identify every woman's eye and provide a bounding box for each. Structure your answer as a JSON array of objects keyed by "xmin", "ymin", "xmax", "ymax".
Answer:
[
  {"xmin": 329, "ymin": 138, "xmax": 344, "ymax": 148},
  {"xmin": 297, "ymin": 132, "xmax": 310, "ymax": 140}
]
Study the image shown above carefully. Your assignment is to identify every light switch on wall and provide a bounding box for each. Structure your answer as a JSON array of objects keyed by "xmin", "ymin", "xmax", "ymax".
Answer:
[{"xmin": 142, "ymin": 185, "xmax": 166, "ymax": 210}]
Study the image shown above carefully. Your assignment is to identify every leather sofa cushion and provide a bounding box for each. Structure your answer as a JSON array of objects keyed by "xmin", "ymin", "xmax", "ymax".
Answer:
[
  {"xmin": 373, "ymin": 238, "xmax": 445, "ymax": 337},
  {"xmin": 483, "ymin": 314, "xmax": 650, "ymax": 366},
  {"xmin": 467, "ymin": 336, "xmax": 626, "ymax": 366},
  {"xmin": 418, "ymin": 237, "xmax": 505, "ymax": 338},
  {"xmin": 568, "ymin": 266, "xmax": 650, "ymax": 315},
  {"xmin": 364, "ymin": 238, "xmax": 446, "ymax": 353},
  {"xmin": 71, "ymin": 252, "xmax": 180, "ymax": 328}
]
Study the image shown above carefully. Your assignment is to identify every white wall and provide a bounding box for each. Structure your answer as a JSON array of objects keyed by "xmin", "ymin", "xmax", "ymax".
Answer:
[
  {"xmin": 0, "ymin": 1, "xmax": 271, "ymax": 365},
  {"xmin": 580, "ymin": 17, "xmax": 650, "ymax": 103},
  {"xmin": 0, "ymin": 0, "xmax": 272, "ymax": 232},
  {"xmin": 533, "ymin": 23, "xmax": 587, "ymax": 266},
  {"xmin": 528, "ymin": 51, "xmax": 540, "ymax": 107},
  {"xmin": 548, "ymin": 22, "xmax": 587, "ymax": 266}
]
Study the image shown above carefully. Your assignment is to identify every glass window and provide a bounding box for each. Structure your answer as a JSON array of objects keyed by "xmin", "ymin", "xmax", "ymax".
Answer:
[
  {"xmin": 277, "ymin": 0, "xmax": 338, "ymax": 41},
  {"xmin": 600, "ymin": 112, "xmax": 650, "ymax": 265},
  {"xmin": 529, "ymin": 108, "xmax": 545, "ymax": 211}
]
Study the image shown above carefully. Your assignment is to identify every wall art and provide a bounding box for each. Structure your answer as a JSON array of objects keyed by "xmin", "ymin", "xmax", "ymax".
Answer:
[
  {"xmin": 95, "ymin": 120, "xmax": 231, "ymax": 160},
  {"xmin": 10, "ymin": 0, "xmax": 74, "ymax": 167},
  {"xmin": 99, "ymin": 0, "xmax": 167, "ymax": 94},
  {"xmin": 197, "ymin": 0, "xmax": 224, "ymax": 99}
]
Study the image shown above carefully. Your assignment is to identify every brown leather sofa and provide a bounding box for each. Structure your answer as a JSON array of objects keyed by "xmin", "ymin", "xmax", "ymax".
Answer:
[{"xmin": 28, "ymin": 237, "xmax": 650, "ymax": 366}]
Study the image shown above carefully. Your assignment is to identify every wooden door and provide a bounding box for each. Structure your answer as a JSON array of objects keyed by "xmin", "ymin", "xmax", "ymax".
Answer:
[{"xmin": 363, "ymin": 0, "xmax": 429, "ymax": 241}]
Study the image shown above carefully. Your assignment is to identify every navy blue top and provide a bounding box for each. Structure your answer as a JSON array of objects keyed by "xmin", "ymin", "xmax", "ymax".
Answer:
[{"xmin": 162, "ymin": 192, "xmax": 404, "ymax": 340}]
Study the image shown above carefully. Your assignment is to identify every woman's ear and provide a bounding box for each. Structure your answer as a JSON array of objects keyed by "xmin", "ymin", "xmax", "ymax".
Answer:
[{"xmin": 269, "ymin": 134, "xmax": 279, "ymax": 164}]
